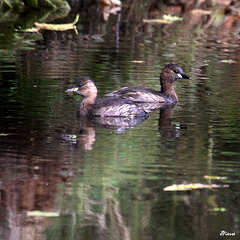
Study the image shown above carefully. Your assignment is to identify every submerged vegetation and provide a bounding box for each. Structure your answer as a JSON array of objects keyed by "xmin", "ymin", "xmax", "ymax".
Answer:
[
  {"xmin": 1, "ymin": 0, "xmax": 70, "ymax": 9},
  {"xmin": 0, "ymin": 0, "xmax": 239, "ymax": 34}
]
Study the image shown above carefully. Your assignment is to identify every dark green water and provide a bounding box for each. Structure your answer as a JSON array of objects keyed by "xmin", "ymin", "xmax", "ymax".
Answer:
[{"xmin": 0, "ymin": 2, "xmax": 240, "ymax": 240}]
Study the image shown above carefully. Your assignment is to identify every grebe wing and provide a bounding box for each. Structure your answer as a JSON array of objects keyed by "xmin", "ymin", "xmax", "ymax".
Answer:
[{"xmin": 106, "ymin": 86, "xmax": 165, "ymax": 103}]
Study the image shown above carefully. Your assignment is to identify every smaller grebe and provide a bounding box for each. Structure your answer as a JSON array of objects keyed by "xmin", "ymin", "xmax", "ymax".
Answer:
[
  {"xmin": 107, "ymin": 63, "xmax": 191, "ymax": 105},
  {"xmin": 66, "ymin": 76, "xmax": 149, "ymax": 118}
]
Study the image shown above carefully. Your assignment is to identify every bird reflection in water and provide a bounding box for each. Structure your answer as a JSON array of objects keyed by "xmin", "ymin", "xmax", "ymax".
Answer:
[
  {"xmin": 64, "ymin": 114, "xmax": 148, "ymax": 151},
  {"xmin": 158, "ymin": 104, "xmax": 181, "ymax": 138},
  {"xmin": 64, "ymin": 104, "xmax": 182, "ymax": 151},
  {"xmin": 63, "ymin": 112, "xmax": 148, "ymax": 151}
]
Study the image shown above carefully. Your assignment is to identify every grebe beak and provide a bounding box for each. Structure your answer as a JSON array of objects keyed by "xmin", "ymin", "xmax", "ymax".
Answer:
[
  {"xmin": 65, "ymin": 87, "xmax": 80, "ymax": 96},
  {"xmin": 181, "ymin": 73, "xmax": 191, "ymax": 79},
  {"xmin": 65, "ymin": 87, "xmax": 79, "ymax": 93}
]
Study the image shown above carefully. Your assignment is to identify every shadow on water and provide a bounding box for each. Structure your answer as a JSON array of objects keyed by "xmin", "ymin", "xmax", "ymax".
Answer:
[{"xmin": 0, "ymin": 0, "xmax": 240, "ymax": 240}]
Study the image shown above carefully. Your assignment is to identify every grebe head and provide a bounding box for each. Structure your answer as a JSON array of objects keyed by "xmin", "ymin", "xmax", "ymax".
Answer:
[
  {"xmin": 161, "ymin": 63, "xmax": 191, "ymax": 83},
  {"xmin": 66, "ymin": 76, "xmax": 97, "ymax": 99}
]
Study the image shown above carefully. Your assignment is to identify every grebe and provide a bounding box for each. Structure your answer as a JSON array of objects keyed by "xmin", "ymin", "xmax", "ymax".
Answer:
[
  {"xmin": 66, "ymin": 76, "xmax": 149, "ymax": 118},
  {"xmin": 107, "ymin": 63, "xmax": 191, "ymax": 106}
]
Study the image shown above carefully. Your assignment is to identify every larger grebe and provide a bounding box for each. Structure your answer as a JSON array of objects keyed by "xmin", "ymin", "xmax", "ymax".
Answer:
[{"xmin": 107, "ymin": 63, "xmax": 191, "ymax": 105}]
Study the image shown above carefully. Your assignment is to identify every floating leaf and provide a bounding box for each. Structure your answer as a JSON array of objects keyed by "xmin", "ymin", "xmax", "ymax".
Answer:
[
  {"xmin": 132, "ymin": 60, "xmax": 145, "ymax": 63},
  {"xmin": 0, "ymin": 133, "xmax": 9, "ymax": 136},
  {"xmin": 34, "ymin": 15, "xmax": 79, "ymax": 34},
  {"xmin": 23, "ymin": 28, "xmax": 40, "ymax": 33},
  {"xmin": 27, "ymin": 211, "xmax": 60, "ymax": 217},
  {"xmin": 219, "ymin": 59, "xmax": 237, "ymax": 64},
  {"xmin": 163, "ymin": 14, "xmax": 183, "ymax": 22},
  {"xmin": 143, "ymin": 15, "xmax": 182, "ymax": 25},
  {"xmin": 163, "ymin": 183, "xmax": 228, "ymax": 191},
  {"xmin": 210, "ymin": 208, "xmax": 226, "ymax": 212},
  {"xmin": 143, "ymin": 19, "xmax": 173, "ymax": 24},
  {"xmin": 191, "ymin": 9, "xmax": 212, "ymax": 15},
  {"xmin": 204, "ymin": 175, "xmax": 227, "ymax": 180}
]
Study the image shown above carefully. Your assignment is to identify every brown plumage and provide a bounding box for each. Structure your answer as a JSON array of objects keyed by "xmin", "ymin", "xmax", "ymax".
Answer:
[
  {"xmin": 107, "ymin": 63, "xmax": 191, "ymax": 107},
  {"xmin": 66, "ymin": 76, "xmax": 149, "ymax": 118}
]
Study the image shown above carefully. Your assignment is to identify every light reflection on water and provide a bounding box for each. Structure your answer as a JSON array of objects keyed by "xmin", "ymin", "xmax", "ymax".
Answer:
[{"xmin": 0, "ymin": 7, "xmax": 240, "ymax": 240}]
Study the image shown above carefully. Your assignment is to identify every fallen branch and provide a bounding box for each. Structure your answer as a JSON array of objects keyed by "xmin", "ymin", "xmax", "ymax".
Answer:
[{"xmin": 34, "ymin": 15, "xmax": 79, "ymax": 34}]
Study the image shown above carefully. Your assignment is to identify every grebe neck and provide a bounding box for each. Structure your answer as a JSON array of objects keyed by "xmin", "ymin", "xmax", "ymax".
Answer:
[{"xmin": 160, "ymin": 81, "xmax": 178, "ymax": 102}]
